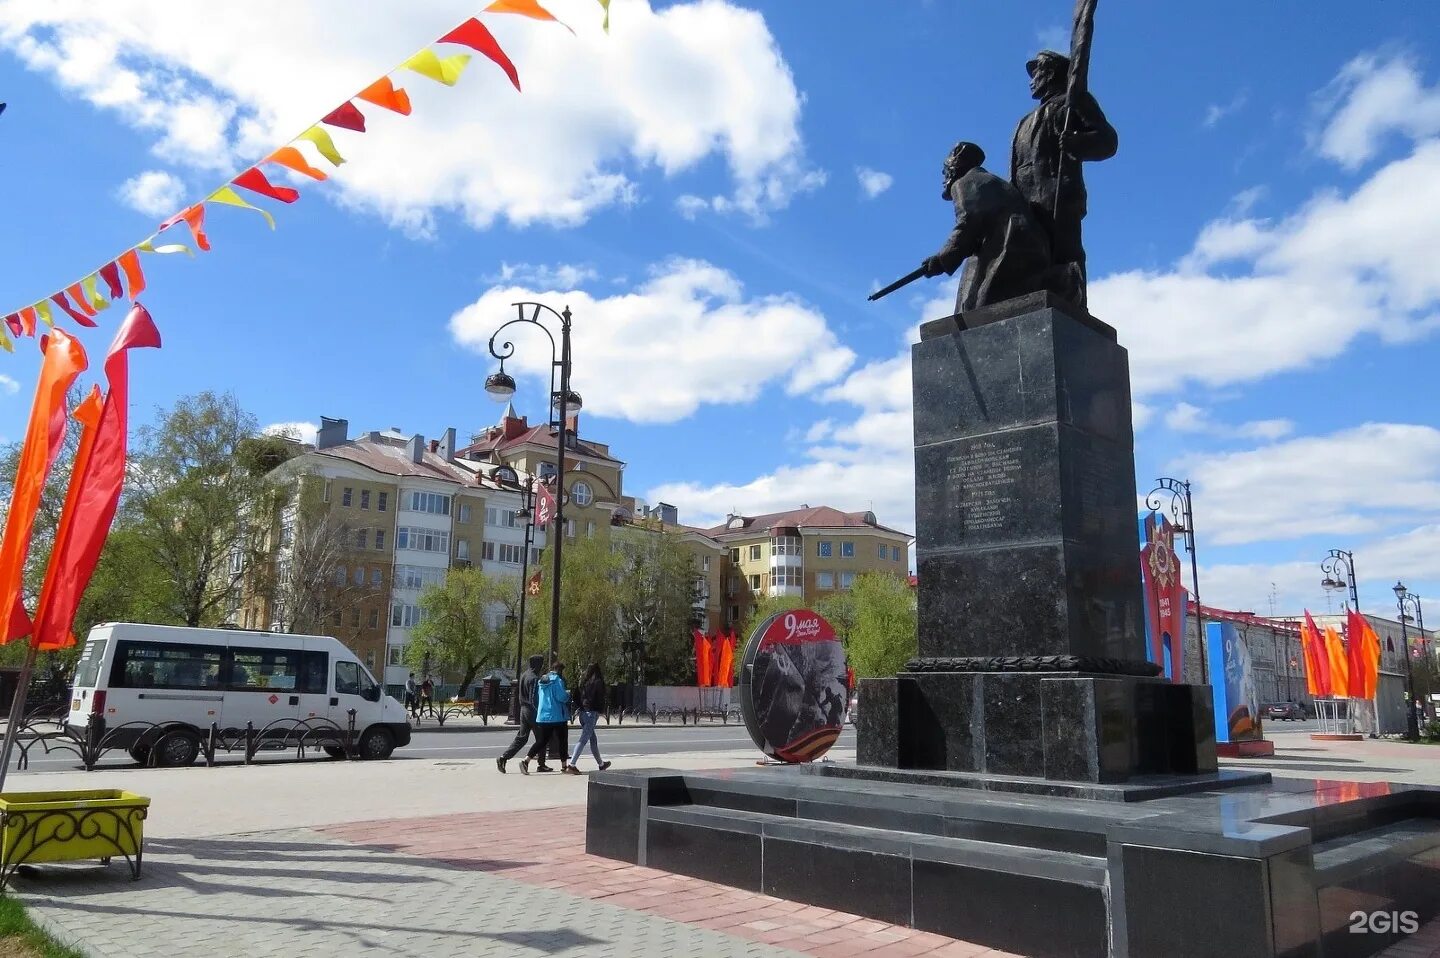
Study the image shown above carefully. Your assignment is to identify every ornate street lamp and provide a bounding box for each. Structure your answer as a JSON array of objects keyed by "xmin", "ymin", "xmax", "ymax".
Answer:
[
  {"xmin": 1144, "ymin": 477, "xmax": 1207, "ymax": 685},
  {"xmin": 484, "ymin": 302, "xmax": 580, "ymax": 662},
  {"xmin": 506, "ymin": 474, "xmax": 537, "ymax": 724},
  {"xmin": 1394, "ymin": 581, "xmax": 1422, "ymax": 742}
]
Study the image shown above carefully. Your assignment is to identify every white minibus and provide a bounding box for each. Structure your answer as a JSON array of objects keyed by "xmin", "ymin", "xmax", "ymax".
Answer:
[{"xmin": 67, "ymin": 623, "xmax": 412, "ymax": 765}]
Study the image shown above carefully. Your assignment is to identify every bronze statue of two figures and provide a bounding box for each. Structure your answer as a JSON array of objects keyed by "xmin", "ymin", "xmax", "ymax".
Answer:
[{"xmin": 871, "ymin": 1, "xmax": 1115, "ymax": 314}]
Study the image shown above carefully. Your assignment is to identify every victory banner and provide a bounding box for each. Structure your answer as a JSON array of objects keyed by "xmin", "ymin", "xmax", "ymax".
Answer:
[{"xmin": 1139, "ymin": 512, "xmax": 1186, "ymax": 682}]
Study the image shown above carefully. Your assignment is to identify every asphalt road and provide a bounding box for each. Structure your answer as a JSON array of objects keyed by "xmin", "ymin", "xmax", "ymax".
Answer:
[{"xmin": 6, "ymin": 722, "xmax": 858, "ymax": 775}]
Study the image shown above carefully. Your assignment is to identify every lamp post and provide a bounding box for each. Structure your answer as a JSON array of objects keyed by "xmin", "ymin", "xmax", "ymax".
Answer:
[
  {"xmin": 1144, "ymin": 477, "xmax": 1207, "ymax": 685},
  {"xmin": 484, "ymin": 302, "xmax": 580, "ymax": 663},
  {"xmin": 1394, "ymin": 581, "xmax": 1422, "ymax": 742},
  {"xmin": 506, "ymin": 476, "xmax": 537, "ymax": 724},
  {"xmin": 1321, "ymin": 549, "xmax": 1370, "ymax": 733}
]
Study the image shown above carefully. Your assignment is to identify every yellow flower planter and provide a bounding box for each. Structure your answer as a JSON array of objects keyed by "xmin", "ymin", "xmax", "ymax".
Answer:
[{"xmin": 0, "ymin": 789, "xmax": 150, "ymax": 889}]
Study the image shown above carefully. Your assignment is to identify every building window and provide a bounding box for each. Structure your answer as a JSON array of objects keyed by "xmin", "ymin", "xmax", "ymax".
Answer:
[
  {"xmin": 391, "ymin": 603, "xmax": 425, "ymax": 628},
  {"xmin": 355, "ymin": 529, "xmax": 368, "ymax": 550},
  {"xmin": 702, "ymin": 556, "xmax": 711, "ymax": 572},
  {"xmin": 565, "ymin": 519, "xmax": 576, "ymax": 539},
  {"xmin": 370, "ymin": 569, "xmax": 382, "ymax": 587},
  {"xmin": 485, "ymin": 507, "xmax": 519, "ymax": 528},
  {"xmin": 365, "ymin": 650, "xmax": 376, "ymax": 670},
  {"xmin": 817, "ymin": 541, "xmax": 833, "ymax": 558},
  {"xmin": 351, "ymin": 609, "xmax": 362, "ymax": 628},
  {"xmin": 333, "ymin": 610, "xmax": 343, "ymax": 627},
  {"xmin": 369, "ymin": 609, "xmax": 379, "ymax": 629},
  {"xmin": 378, "ymin": 492, "xmax": 388, "ymax": 512},
  {"xmin": 375, "ymin": 530, "xmax": 386, "ymax": 550},
  {"xmin": 840, "ymin": 571, "xmax": 856, "ymax": 589},
  {"xmin": 354, "ymin": 567, "xmax": 365, "ymax": 586},
  {"xmin": 586, "ymin": 520, "xmax": 596, "ymax": 538},
  {"xmin": 530, "ymin": 547, "xmax": 540, "ymax": 565},
  {"xmin": 537, "ymin": 461, "xmax": 557, "ymax": 481},
  {"xmin": 892, "ymin": 545, "xmax": 902, "ymax": 561},
  {"xmin": 360, "ymin": 490, "xmax": 371, "ymax": 510},
  {"xmin": 749, "ymin": 574, "xmax": 760, "ymax": 590},
  {"xmin": 729, "ymin": 548, "xmax": 740, "ymax": 563},
  {"xmin": 342, "ymin": 487, "xmax": 353, "ymax": 507},
  {"xmin": 396, "ymin": 526, "xmax": 451, "ymax": 554},
  {"xmin": 729, "ymin": 605, "xmax": 739, "ymax": 624},
  {"xmin": 482, "ymin": 541, "xmax": 496, "ymax": 561},
  {"xmin": 334, "ymin": 566, "xmax": 346, "ymax": 586},
  {"xmin": 572, "ymin": 481, "xmax": 593, "ymax": 507},
  {"xmin": 457, "ymin": 539, "xmax": 470, "ymax": 561},
  {"xmin": 408, "ymin": 491, "xmax": 452, "ymax": 515},
  {"xmin": 395, "ymin": 565, "xmax": 446, "ymax": 591},
  {"xmin": 841, "ymin": 541, "xmax": 855, "ymax": 558},
  {"xmin": 499, "ymin": 543, "xmax": 524, "ymax": 564},
  {"xmin": 388, "ymin": 646, "xmax": 403, "ymax": 666},
  {"xmin": 816, "ymin": 571, "xmax": 835, "ymax": 589},
  {"xmin": 459, "ymin": 503, "xmax": 471, "ymax": 523},
  {"xmin": 772, "ymin": 536, "xmax": 800, "ymax": 556},
  {"xmin": 773, "ymin": 568, "xmax": 801, "ymax": 588},
  {"xmin": 878, "ymin": 543, "xmax": 888, "ymax": 560}
]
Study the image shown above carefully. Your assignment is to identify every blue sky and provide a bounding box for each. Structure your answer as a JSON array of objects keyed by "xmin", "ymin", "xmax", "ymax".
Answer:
[{"xmin": 1, "ymin": 0, "xmax": 1439, "ymax": 620}]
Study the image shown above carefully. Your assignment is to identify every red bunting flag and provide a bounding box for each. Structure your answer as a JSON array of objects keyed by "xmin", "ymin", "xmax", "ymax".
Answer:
[
  {"xmin": 30, "ymin": 305, "xmax": 161, "ymax": 650},
  {"xmin": 98, "ymin": 262, "xmax": 124, "ymax": 299},
  {"xmin": 322, "ymin": 101, "xmax": 367, "ymax": 133},
  {"xmin": 356, "ymin": 77, "xmax": 413, "ymax": 116},
  {"xmin": 50, "ymin": 292, "xmax": 94, "ymax": 328},
  {"xmin": 233, "ymin": 167, "xmax": 300, "ymax": 204},
  {"xmin": 2, "ymin": 315, "xmax": 19, "ymax": 338},
  {"xmin": 0, "ymin": 330, "xmax": 88, "ymax": 644},
  {"xmin": 439, "ymin": 18, "xmax": 521, "ymax": 91}
]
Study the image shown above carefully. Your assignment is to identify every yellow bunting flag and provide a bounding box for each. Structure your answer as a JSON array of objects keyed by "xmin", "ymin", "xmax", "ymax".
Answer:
[
  {"xmin": 0, "ymin": 324, "xmax": 12, "ymax": 354},
  {"xmin": 208, "ymin": 186, "xmax": 277, "ymax": 230},
  {"xmin": 597, "ymin": 0, "xmax": 610, "ymax": 32},
  {"xmin": 34, "ymin": 302, "xmax": 52, "ymax": 328},
  {"xmin": 298, "ymin": 126, "xmax": 346, "ymax": 167},
  {"xmin": 484, "ymin": 0, "xmax": 574, "ymax": 33},
  {"xmin": 81, "ymin": 275, "xmax": 110, "ymax": 313},
  {"xmin": 403, "ymin": 49, "xmax": 472, "ymax": 86},
  {"xmin": 137, "ymin": 237, "xmax": 195, "ymax": 257}
]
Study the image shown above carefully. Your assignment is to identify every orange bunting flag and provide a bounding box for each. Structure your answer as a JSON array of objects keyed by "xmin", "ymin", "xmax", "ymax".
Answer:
[
  {"xmin": 65, "ymin": 282, "xmax": 97, "ymax": 319},
  {"xmin": 322, "ymin": 101, "xmax": 367, "ymax": 133},
  {"xmin": 266, "ymin": 146, "xmax": 328, "ymax": 181},
  {"xmin": 1323, "ymin": 625, "xmax": 1351, "ymax": 698},
  {"xmin": 439, "ymin": 18, "xmax": 521, "ymax": 91},
  {"xmin": 160, "ymin": 205, "xmax": 211, "ymax": 251},
  {"xmin": 485, "ymin": 0, "xmax": 574, "ymax": 34},
  {"xmin": 51, "ymin": 292, "xmax": 95, "ymax": 328},
  {"xmin": 18, "ymin": 308, "xmax": 36, "ymax": 338},
  {"xmin": 233, "ymin": 167, "xmax": 300, "ymax": 204},
  {"xmin": 31, "ymin": 305, "xmax": 160, "ymax": 651},
  {"xmin": 117, "ymin": 249, "xmax": 146, "ymax": 297},
  {"xmin": 356, "ymin": 77, "xmax": 413, "ymax": 115},
  {"xmin": 0, "ymin": 329, "xmax": 88, "ymax": 644},
  {"xmin": 98, "ymin": 262, "xmax": 123, "ymax": 299}
]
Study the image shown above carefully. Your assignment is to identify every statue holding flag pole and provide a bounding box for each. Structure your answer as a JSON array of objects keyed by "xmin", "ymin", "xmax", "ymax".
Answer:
[{"xmin": 1010, "ymin": 0, "xmax": 1117, "ymax": 309}]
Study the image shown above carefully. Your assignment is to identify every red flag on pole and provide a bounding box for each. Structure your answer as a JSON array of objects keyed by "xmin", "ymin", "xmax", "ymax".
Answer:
[
  {"xmin": 1301, "ymin": 611, "xmax": 1331, "ymax": 697},
  {"xmin": 534, "ymin": 480, "xmax": 556, "ymax": 528},
  {"xmin": 526, "ymin": 568, "xmax": 543, "ymax": 597},
  {"xmin": 693, "ymin": 628, "xmax": 712, "ymax": 686}
]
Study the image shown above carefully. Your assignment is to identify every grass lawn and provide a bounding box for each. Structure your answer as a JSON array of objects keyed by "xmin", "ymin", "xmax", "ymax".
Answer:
[{"xmin": 0, "ymin": 896, "xmax": 83, "ymax": 958}]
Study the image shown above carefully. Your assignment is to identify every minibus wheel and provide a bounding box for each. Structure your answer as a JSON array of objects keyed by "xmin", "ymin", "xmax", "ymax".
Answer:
[
  {"xmin": 358, "ymin": 727, "xmax": 394, "ymax": 760},
  {"xmin": 128, "ymin": 745, "xmax": 151, "ymax": 766},
  {"xmin": 155, "ymin": 731, "xmax": 200, "ymax": 767}
]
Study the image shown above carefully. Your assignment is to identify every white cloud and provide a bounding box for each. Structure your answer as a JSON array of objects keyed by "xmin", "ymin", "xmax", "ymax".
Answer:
[
  {"xmin": 0, "ymin": 0, "xmax": 821, "ymax": 230},
  {"xmin": 1203, "ymin": 90, "xmax": 1248, "ymax": 128},
  {"xmin": 0, "ymin": 375, "xmax": 18, "ymax": 396},
  {"xmin": 1313, "ymin": 54, "xmax": 1440, "ymax": 169},
  {"xmin": 1172, "ymin": 423, "xmax": 1440, "ymax": 547},
  {"xmin": 487, "ymin": 262, "xmax": 599, "ymax": 289},
  {"xmin": 449, "ymin": 258, "xmax": 855, "ymax": 424},
  {"xmin": 855, "ymin": 166, "xmax": 893, "ymax": 199},
  {"xmin": 115, "ymin": 169, "xmax": 186, "ymax": 216},
  {"xmin": 1162, "ymin": 402, "xmax": 1292, "ymax": 441},
  {"xmin": 263, "ymin": 421, "xmax": 319, "ymax": 445}
]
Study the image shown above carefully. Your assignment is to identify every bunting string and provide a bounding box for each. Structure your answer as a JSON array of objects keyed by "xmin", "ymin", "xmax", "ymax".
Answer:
[{"xmin": 0, "ymin": 0, "xmax": 599, "ymax": 354}]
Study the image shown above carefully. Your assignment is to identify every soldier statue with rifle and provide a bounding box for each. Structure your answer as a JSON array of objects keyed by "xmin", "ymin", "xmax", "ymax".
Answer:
[{"xmin": 870, "ymin": 0, "xmax": 1116, "ymax": 313}]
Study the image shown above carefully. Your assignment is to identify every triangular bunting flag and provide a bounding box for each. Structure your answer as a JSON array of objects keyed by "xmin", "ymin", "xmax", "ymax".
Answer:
[
  {"xmin": 64, "ymin": 283, "xmax": 98, "ymax": 319},
  {"xmin": 403, "ymin": 49, "xmax": 472, "ymax": 86},
  {"xmin": 17, "ymin": 307, "xmax": 36, "ymax": 338},
  {"xmin": 98, "ymin": 262, "xmax": 124, "ymax": 299},
  {"xmin": 484, "ymin": 0, "xmax": 574, "ymax": 34},
  {"xmin": 597, "ymin": 0, "xmax": 611, "ymax": 32},
  {"xmin": 266, "ymin": 146, "xmax": 329, "ymax": 181},
  {"xmin": 81, "ymin": 274, "xmax": 110, "ymax": 313},
  {"xmin": 51, "ymin": 292, "xmax": 96, "ymax": 328},
  {"xmin": 33, "ymin": 301, "xmax": 53, "ymax": 329},
  {"xmin": 322, "ymin": 101, "xmax": 367, "ymax": 133},
  {"xmin": 136, "ymin": 237, "xmax": 195, "ymax": 257},
  {"xmin": 297, "ymin": 126, "xmax": 346, "ymax": 167},
  {"xmin": 158, "ymin": 207, "xmax": 210, "ymax": 251},
  {"xmin": 208, "ymin": 186, "xmax": 277, "ymax": 230},
  {"xmin": 0, "ymin": 325, "xmax": 12, "ymax": 354},
  {"xmin": 356, "ymin": 77, "xmax": 413, "ymax": 115},
  {"xmin": 2, "ymin": 315, "xmax": 19, "ymax": 338},
  {"xmin": 233, "ymin": 167, "xmax": 300, "ymax": 204},
  {"xmin": 116, "ymin": 250, "xmax": 146, "ymax": 297},
  {"xmin": 439, "ymin": 19, "xmax": 521, "ymax": 91}
]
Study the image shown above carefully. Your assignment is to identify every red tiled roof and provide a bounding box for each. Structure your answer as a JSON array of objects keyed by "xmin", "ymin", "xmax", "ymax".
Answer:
[
  {"xmin": 703, "ymin": 505, "xmax": 910, "ymax": 540},
  {"xmin": 458, "ymin": 417, "xmax": 619, "ymax": 464},
  {"xmin": 311, "ymin": 437, "xmax": 514, "ymax": 491}
]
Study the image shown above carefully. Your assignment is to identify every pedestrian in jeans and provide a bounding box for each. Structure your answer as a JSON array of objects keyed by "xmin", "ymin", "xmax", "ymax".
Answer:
[
  {"xmin": 522, "ymin": 662, "xmax": 570, "ymax": 775},
  {"xmin": 497, "ymin": 655, "xmax": 544, "ymax": 773},
  {"xmin": 564, "ymin": 662, "xmax": 612, "ymax": 774},
  {"xmin": 405, "ymin": 672, "xmax": 419, "ymax": 719}
]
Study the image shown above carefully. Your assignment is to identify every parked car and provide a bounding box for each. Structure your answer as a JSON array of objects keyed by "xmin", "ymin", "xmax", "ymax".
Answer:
[
  {"xmin": 1263, "ymin": 701, "xmax": 1305, "ymax": 721},
  {"xmin": 846, "ymin": 692, "xmax": 859, "ymax": 725}
]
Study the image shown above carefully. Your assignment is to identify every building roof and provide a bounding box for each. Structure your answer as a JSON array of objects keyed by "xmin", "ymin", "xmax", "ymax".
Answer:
[
  {"xmin": 301, "ymin": 434, "xmax": 526, "ymax": 494},
  {"xmin": 703, "ymin": 505, "xmax": 911, "ymax": 540},
  {"xmin": 458, "ymin": 414, "xmax": 621, "ymax": 465}
]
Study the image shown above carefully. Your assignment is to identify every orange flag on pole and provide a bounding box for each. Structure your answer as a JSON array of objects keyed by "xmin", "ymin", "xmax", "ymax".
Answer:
[
  {"xmin": 1301, "ymin": 611, "xmax": 1330, "ymax": 697},
  {"xmin": 0, "ymin": 330, "xmax": 88, "ymax": 644},
  {"xmin": 693, "ymin": 628, "xmax": 711, "ymax": 687},
  {"xmin": 1323, "ymin": 625, "xmax": 1350, "ymax": 698},
  {"xmin": 1349, "ymin": 611, "xmax": 1382, "ymax": 700}
]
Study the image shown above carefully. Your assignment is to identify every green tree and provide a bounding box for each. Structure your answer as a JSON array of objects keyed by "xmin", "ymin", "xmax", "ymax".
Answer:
[
  {"xmin": 403, "ymin": 567, "xmax": 517, "ymax": 695},
  {"xmin": 127, "ymin": 392, "xmax": 285, "ymax": 626},
  {"xmin": 615, "ymin": 530, "xmax": 703, "ymax": 685},
  {"xmin": 846, "ymin": 572, "xmax": 917, "ymax": 678},
  {"xmin": 814, "ymin": 590, "xmax": 857, "ymax": 646},
  {"xmin": 529, "ymin": 534, "xmax": 624, "ymax": 674}
]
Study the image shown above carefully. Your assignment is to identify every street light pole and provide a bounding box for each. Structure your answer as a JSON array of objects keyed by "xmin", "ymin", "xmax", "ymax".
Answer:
[
  {"xmin": 1321, "ymin": 549, "xmax": 1370, "ymax": 733},
  {"xmin": 507, "ymin": 476, "xmax": 536, "ymax": 724},
  {"xmin": 484, "ymin": 302, "xmax": 580, "ymax": 665},
  {"xmin": 1394, "ymin": 581, "xmax": 1421, "ymax": 742},
  {"xmin": 1145, "ymin": 477, "xmax": 1206, "ymax": 685}
]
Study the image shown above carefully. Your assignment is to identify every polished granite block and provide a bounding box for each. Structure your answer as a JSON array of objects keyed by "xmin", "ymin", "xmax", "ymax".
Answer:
[
  {"xmin": 584, "ymin": 780, "xmax": 644, "ymax": 863},
  {"xmin": 762, "ymin": 836, "xmax": 913, "ymax": 926},
  {"xmin": 981, "ymin": 673, "xmax": 1045, "ymax": 774},
  {"xmin": 912, "ymin": 857, "xmax": 1108, "ymax": 958},
  {"xmin": 1119, "ymin": 845, "xmax": 1276, "ymax": 958},
  {"xmin": 855, "ymin": 677, "xmax": 899, "ymax": 767},
  {"xmin": 646, "ymin": 812, "xmax": 763, "ymax": 893},
  {"xmin": 1041, "ymin": 677, "xmax": 1134, "ymax": 783}
]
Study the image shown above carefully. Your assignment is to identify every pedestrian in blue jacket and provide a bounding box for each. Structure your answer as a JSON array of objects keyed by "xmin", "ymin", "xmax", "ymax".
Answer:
[{"xmin": 521, "ymin": 662, "xmax": 570, "ymax": 774}]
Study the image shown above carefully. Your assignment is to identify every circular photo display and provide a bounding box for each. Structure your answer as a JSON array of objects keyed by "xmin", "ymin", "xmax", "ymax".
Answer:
[{"xmin": 740, "ymin": 608, "xmax": 847, "ymax": 763}]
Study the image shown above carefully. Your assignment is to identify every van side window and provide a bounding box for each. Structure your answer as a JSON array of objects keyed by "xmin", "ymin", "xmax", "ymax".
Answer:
[
  {"xmin": 335, "ymin": 661, "xmax": 362, "ymax": 696},
  {"xmin": 228, "ymin": 647, "xmax": 304, "ymax": 692},
  {"xmin": 74, "ymin": 639, "xmax": 109, "ymax": 688},
  {"xmin": 110, "ymin": 641, "xmax": 223, "ymax": 690},
  {"xmin": 300, "ymin": 652, "xmax": 328, "ymax": 695}
]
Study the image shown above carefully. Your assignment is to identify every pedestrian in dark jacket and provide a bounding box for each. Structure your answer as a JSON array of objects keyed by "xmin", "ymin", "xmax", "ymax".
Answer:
[
  {"xmin": 497, "ymin": 655, "xmax": 544, "ymax": 773},
  {"xmin": 522, "ymin": 662, "xmax": 570, "ymax": 775},
  {"xmin": 565, "ymin": 662, "xmax": 611, "ymax": 774}
]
